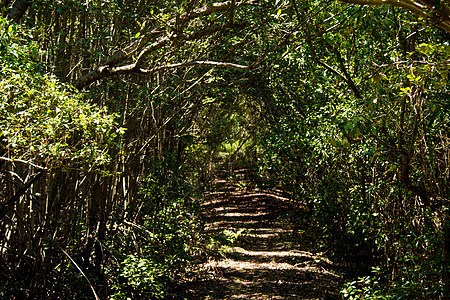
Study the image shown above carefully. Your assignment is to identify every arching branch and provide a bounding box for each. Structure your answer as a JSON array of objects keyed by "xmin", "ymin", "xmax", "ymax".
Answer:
[
  {"xmin": 73, "ymin": 0, "xmax": 256, "ymax": 90},
  {"xmin": 337, "ymin": 0, "xmax": 450, "ymax": 33},
  {"xmin": 142, "ymin": 60, "xmax": 250, "ymax": 73}
]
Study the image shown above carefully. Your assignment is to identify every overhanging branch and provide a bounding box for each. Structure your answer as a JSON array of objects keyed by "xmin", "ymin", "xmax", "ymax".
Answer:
[
  {"xmin": 142, "ymin": 60, "xmax": 250, "ymax": 73},
  {"xmin": 73, "ymin": 0, "xmax": 257, "ymax": 89},
  {"xmin": 337, "ymin": 0, "xmax": 450, "ymax": 33}
]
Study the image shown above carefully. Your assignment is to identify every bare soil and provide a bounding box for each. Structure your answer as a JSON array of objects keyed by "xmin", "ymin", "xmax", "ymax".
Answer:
[{"xmin": 173, "ymin": 173, "xmax": 343, "ymax": 299}]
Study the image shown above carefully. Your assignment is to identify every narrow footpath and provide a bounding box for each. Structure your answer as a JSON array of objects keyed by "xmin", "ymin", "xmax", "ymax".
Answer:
[{"xmin": 177, "ymin": 170, "xmax": 343, "ymax": 299}]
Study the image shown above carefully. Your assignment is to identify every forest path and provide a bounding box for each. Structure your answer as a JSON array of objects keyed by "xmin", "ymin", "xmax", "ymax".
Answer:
[{"xmin": 177, "ymin": 170, "xmax": 343, "ymax": 299}]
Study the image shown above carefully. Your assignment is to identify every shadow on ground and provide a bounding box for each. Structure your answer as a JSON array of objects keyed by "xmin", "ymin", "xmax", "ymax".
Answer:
[{"xmin": 172, "ymin": 173, "xmax": 343, "ymax": 299}]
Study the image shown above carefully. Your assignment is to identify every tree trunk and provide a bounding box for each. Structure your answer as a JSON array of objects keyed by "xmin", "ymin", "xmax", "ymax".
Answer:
[{"xmin": 6, "ymin": 0, "xmax": 30, "ymax": 22}]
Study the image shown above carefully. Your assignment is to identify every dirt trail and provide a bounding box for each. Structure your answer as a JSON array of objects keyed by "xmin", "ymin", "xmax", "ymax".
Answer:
[{"xmin": 177, "ymin": 172, "xmax": 343, "ymax": 299}]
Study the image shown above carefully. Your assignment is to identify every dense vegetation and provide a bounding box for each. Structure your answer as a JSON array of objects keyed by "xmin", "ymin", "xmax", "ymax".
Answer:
[{"xmin": 0, "ymin": 0, "xmax": 448, "ymax": 299}]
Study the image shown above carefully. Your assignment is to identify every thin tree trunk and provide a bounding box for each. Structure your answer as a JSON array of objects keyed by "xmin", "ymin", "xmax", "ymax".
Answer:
[{"xmin": 7, "ymin": 0, "xmax": 30, "ymax": 22}]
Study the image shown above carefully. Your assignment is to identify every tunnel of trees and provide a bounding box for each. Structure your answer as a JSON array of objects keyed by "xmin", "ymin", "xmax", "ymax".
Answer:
[{"xmin": 0, "ymin": 0, "xmax": 449, "ymax": 298}]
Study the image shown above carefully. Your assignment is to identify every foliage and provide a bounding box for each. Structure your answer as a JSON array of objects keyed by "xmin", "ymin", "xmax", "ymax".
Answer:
[
  {"xmin": 0, "ymin": 17, "xmax": 120, "ymax": 170},
  {"xmin": 341, "ymin": 268, "xmax": 387, "ymax": 299},
  {"xmin": 253, "ymin": 3, "xmax": 449, "ymax": 298},
  {"xmin": 112, "ymin": 255, "xmax": 168, "ymax": 299},
  {"xmin": 106, "ymin": 166, "xmax": 202, "ymax": 299},
  {"xmin": 0, "ymin": 0, "xmax": 449, "ymax": 298}
]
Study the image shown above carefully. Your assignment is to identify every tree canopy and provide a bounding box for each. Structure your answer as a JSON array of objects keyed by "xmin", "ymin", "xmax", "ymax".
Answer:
[{"xmin": 0, "ymin": 0, "xmax": 449, "ymax": 299}]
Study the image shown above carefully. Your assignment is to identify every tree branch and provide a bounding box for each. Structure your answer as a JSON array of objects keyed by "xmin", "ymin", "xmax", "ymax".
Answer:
[
  {"xmin": 73, "ymin": 0, "xmax": 257, "ymax": 89},
  {"xmin": 337, "ymin": 0, "xmax": 450, "ymax": 33},
  {"xmin": 0, "ymin": 156, "xmax": 47, "ymax": 170},
  {"xmin": 0, "ymin": 171, "xmax": 44, "ymax": 219},
  {"xmin": 321, "ymin": 38, "xmax": 362, "ymax": 98},
  {"xmin": 6, "ymin": 0, "xmax": 30, "ymax": 22},
  {"xmin": 305, "ymin": 25, "xmax": 363, "ymax": 98},
  {"xmin": 74, "ymin": 36, "xmax": 170, "ymax": 89},
  {"xmin": 142, "ymin": 60, "xmax": 250, "ymax": 73}
]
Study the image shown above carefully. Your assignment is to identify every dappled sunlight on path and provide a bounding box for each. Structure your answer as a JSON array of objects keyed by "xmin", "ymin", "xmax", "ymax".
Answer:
[{"xmin": 176, "ymin": 172, "xmax": 343, "ymax": 299}]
